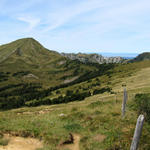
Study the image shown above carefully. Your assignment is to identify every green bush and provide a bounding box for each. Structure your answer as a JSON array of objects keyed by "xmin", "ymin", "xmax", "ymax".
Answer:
[
  {"xmin": 134, "ymin": 93, "xmax": 150, "ymax": 122},
  {"xmin": 93, "ymin": 87, "xmax": 111, "ymax": 95},
  {"xmin": 0, "ymin": 138, "xmax": 9, "ymax": 146}
]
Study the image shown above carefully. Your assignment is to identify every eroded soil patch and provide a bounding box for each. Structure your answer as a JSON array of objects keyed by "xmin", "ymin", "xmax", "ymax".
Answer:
[
  {"xmin": 0, "ymin": 134, "xmax": 43, "ymax": 150},
  {"xmin": 17, "ymin": 108, "xmax": 53, "ymax": 115},
  {"xmin": 60, "ymin": 133, "xmax": 80, "ymax": 150},
  {"xmin": 93, "ymin": 134, "xmax": 106, "ymax": 143}
]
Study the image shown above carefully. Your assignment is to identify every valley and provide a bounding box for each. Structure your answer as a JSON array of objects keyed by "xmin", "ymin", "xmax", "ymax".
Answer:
[{"xmin": 0, "ymin": 38, "xmax": 150, "ymax": 150}]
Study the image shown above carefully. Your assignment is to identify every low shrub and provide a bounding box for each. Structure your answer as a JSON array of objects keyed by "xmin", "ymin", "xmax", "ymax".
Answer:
[{"xmin": 134, "ymin": 93, "xmax": 150, "ymax": 122}]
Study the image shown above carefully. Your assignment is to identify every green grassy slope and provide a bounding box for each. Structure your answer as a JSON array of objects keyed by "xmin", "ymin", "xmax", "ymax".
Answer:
[
  {"xmin": 0, "ymin": 38, "xmax": 115, "ymax": 109},
  {"xmin": 1, "ymin": 38, "xmax": 150, "ymax": 110},
  {"xmin": 0, "ymin": 38, "xmax": 66, "ymax": 74},
  {"xmin": 132, "ymin": 52, "xmax": 150, "ymax": 62},
  {"xmin": 0, "ymin": 65, "xmax": 150, "ymax": 150},
  {"xmin": 0, "ymin": 38, "xmax": 102, "ymax": 87},
  {"xmin": 1, "ymin": 38, "xmax": 150, "ymax": 149}
]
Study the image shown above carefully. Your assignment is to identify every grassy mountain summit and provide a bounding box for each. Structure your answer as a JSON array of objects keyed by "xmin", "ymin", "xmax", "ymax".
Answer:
[
  {"xmin": 0, "ymin": 38, "xmax": 68, "ymax": 87},
  {"xmin": 0, "ymin": 38, "xmax": 62, "ymax": 66}
]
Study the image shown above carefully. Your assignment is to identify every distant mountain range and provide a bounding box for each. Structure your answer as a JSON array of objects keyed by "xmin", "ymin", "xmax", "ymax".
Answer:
[
  {"xmin": 61, "ymin": 53, "xmax": 125, "ymax": 64},
  {"xmin": 61, "ymin": 52, "xmax": 150, "ymax": 64}
]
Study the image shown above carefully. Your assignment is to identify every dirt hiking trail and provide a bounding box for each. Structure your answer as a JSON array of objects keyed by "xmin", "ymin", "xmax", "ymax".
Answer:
[{"xmin": 0, "ymin": 134, "xmax": 43, "ymax": 150}]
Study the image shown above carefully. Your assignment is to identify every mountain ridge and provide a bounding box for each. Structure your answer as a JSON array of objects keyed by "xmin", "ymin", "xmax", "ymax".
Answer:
[
  {"xmin": 61, "ymin": 52, "xmax": 124, "ymax": 64},
  {"xmin": 0, "ymin": 38, "xmax": 63, "ymax": 67},
  {"xmin": 132, "ymin": 52, "xmax": 150, "ymax": 62},
  {"xmin": 0, "ymin": 38, "xmax": 132, "ymax": 65},
  {"xmin": 0, "ymin": 37, "xmax": 106, "ymax": 89}
]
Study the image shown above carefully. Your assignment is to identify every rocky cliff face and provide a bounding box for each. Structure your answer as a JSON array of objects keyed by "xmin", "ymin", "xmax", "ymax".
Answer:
[{"xmin": 61, "ymin": 53, "xmax": 124, "ymax": 64}]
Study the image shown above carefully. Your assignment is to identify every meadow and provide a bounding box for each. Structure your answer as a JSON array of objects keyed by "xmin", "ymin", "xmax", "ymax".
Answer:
[{"xmin": 0, "ymin": 64, "xmax": 150, "ymax": 150}]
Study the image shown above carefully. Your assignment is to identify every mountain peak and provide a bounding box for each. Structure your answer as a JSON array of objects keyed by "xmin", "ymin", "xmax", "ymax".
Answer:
[
  {"xmin": 20, "ymin": 37, "xmax": 39, "ymax": 43},
  {"xmin": 0, "ymin": 37, "xmax": 54, "ymax": 63},
  {"xmin": 15, "ymin": 37, "xmax": 43, "ymax": 48},
  {"xmin": 16, "ymin": 37, "xmax": 37, "ymax": 42}
]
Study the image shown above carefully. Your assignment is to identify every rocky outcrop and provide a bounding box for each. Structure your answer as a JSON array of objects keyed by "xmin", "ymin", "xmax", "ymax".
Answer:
[{"xmin": 61, "ymin": 53, "xmax": 124, "ymax": 64}]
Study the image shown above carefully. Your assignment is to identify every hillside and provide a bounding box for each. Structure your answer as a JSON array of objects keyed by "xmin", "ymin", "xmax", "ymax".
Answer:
[
  {"xmin": 132, "ymin": 52, "xmax": 150, "ymax": 62},
  {"xmin": 0, "ymin": 38, "xmax": 117, "ymax": 110},
  {"xmin": 61, "ymin": 52, "xmax": 124, "ymax": 64},
  {"xmin": 0, "ymin": 38, "xmax": 66, "ymax": 72},
  {"xmin": 1, "ymin": 38, "xmax": 150, "ymax": 111},
  {"xmin": 0, "ymin": 38, "xmax": 103, "ymax": 86},
  {"xmin": 1, "ymin": 61, "xmax": 150, "ymax": 150},
  {"xmin": 1, "ymin": 38, "xmax": 150, "ymax": 149}
]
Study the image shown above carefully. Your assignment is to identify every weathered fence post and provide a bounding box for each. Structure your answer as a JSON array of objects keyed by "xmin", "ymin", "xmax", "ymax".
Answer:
[
  {"xmin": 122, "ymin": 88, "xmax": 128, "ymax": 118},
  {"xmin": 130, "ymin": 115, "xmax": 144, "ymax": 150},
  {"xmin": 115, "ymin": 94, "xmax": 117, "ymax": 103}
]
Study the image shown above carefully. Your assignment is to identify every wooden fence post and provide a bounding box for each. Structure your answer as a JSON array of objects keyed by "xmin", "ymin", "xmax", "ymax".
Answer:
[
  {"xmin": 115, "ymin": 94, "xmax": 117, "ymax": 103},
  {"xmin": 122, "ymin": 88, "xmax": 128, "ymax": 118},
  {"xmin": 130, "ymin": 115, "xmax": 144, "ymax": 150}
]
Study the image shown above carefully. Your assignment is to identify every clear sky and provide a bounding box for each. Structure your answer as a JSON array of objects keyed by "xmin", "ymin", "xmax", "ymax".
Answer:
[{"xmin": 0, "ymin": 0, "xmax": 150, "ymax": 53}]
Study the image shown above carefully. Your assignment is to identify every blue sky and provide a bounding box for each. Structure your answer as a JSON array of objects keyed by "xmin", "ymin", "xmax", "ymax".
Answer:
[{"xmin": 0, "ymin": 0, "xmax": 150, "ymax": 54}]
